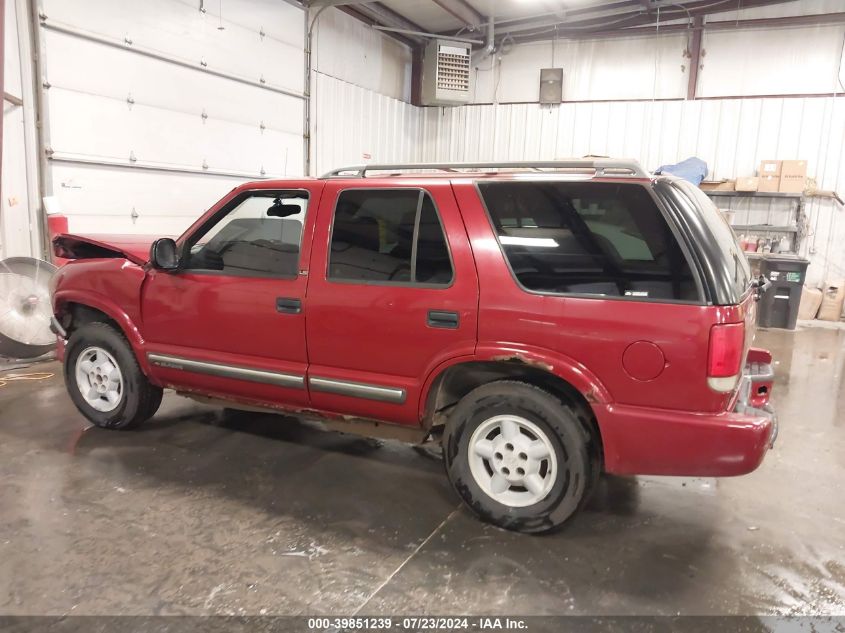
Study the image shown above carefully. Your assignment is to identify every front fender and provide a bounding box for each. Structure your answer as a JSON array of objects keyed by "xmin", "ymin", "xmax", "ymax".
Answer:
[{"xmin": 52, "ymin": 260, "xmax": 154, "ymax": 378}]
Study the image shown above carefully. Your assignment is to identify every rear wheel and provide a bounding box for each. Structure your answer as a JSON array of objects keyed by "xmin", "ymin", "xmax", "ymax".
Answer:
[
  {"xmin": 64, "ymin": 322, "xmax": 162, "ymax": 429},
  {"xmin": 443, "ymin": 381, "xmax": 594, "ymax": 534}
]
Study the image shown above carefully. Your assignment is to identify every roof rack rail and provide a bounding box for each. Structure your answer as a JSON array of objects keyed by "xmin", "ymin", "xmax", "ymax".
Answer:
[{"xmin": 321, "ymin": 159, "xmax": 650, "ymax": 180}]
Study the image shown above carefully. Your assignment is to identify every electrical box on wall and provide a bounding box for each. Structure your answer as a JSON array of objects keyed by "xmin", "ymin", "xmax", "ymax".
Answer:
[
  {"xmin": 421, "ymin": 39, "xmax": 472, "ymax": 106},
  {"xmin": 539, "ymin": 68, "xmax": 563, "ymax": 104}
]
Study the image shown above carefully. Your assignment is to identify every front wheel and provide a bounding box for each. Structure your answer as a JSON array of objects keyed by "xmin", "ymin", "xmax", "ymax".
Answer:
[
  {"xmin": 64, "ymin": 322, "xmax": 163, "ymax": 430},
  {"xmin": 443, "ymin": 381, "xmax": 593, "ymax": 534}
]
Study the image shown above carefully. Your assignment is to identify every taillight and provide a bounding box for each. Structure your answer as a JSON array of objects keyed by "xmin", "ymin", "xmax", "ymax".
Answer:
[{"xmin": 707, "ymin": 322, "xmax": 745, "ymax": 392}]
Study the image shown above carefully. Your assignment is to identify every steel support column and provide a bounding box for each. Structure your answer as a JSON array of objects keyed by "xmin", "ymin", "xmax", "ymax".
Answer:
[{"xmin": 687, "ymin": 15, "xmax": 703, "ymax": 100}]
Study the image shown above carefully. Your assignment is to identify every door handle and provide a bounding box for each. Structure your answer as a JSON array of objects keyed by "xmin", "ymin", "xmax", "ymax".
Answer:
[
  {"xmin": 427, "ymin": 310, "xmax": 459, "ymax": 329},
  {"xmin": 276, "ymin": 297, "xmax": 302, "ymax": 314}
]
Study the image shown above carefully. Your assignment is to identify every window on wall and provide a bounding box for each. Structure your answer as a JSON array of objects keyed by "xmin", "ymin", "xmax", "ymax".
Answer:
[
  {"xmin": 184, "ymin": 190, "xmax": 307, "ymax": 278},
  {"xmin": 478, "ymin": 181, "xmax": 700, "ymax": 302},
  {"xmin": 328, "ymin": 189, "xmax": 453, "ymax": 286}
]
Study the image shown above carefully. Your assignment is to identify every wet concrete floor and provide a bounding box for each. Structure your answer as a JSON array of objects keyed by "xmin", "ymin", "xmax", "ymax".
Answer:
[{"xmin": 0, "ymin": 326, "xmax": 843, "ymax": 617}]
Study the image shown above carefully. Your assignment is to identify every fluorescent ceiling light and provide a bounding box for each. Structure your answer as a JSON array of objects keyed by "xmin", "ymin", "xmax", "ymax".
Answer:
[{"xmin": 500, "ymin": 236, "xmax": 559, "ymax": 247}]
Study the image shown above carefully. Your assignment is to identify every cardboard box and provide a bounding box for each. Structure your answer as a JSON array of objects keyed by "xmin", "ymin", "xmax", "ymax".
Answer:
[
  {"xmin": 779, "ymin": 159, "xmax": 808, "ymax": 193},
  {"xmin": 700, "ymin": 180, "xmax": 735, "ymax": 192},
  {"xmin": 759, "ymin": 160, "xmax": 782, "ymax": 177},
  {"xmin": 758, "ymin": 174, "xmax": 780, "ymax": 193},
  {"xmin": 798, "ymin": 286, "xmax": 823, "ymax": 320},
  {"xmin": 735, "ymin": 176, "xmax": 759, "ymax": 192},
  {"xmin": 817, "ymin": 280, "xmax": 845, "ymax": 321}
]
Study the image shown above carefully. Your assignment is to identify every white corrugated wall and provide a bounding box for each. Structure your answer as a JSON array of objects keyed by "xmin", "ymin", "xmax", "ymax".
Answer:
[
  {"xmin": 311, "ymin": 73, "xmax": 423, "ymax": 177},
  {"xmin": 420, "ymin": 96, "xmax": 845, "ymax": 285},
  {"xmin": 308, "ymin": 8, "xmax": 419, "ymax": 177}
]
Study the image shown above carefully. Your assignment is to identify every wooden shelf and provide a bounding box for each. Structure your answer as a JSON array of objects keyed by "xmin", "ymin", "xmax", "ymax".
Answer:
[
  {"xmin": 745, "ymin": 252, "xmax": 805, "ymax": 260},
  {"xmin": 731, "ymin": 224, "xmax": 798, "ymax": 233},
  {"xmin": 704, "ymin": 190, "xmax": 803, "ymax": 199}
]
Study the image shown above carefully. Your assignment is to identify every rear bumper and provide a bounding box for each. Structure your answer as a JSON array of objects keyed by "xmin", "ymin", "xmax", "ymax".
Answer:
[{"xmin": 597, "ymin": 349, "xmax": 777, "ymax": 477}]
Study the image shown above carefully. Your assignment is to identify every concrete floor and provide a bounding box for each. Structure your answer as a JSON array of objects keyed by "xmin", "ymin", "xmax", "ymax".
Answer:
[{"xmin": 0, "ymin": 326, "xmax": 843, "ymax": 618}]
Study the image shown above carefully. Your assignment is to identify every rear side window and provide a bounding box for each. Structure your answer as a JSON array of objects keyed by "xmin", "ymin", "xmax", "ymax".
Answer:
[
  {"xmin": 478, "ymin": 181, "xmax": 701, "ymax": 302},
  {"xmin": 328, "ymin": 189, "xmax": 453, "ymax": 286}
]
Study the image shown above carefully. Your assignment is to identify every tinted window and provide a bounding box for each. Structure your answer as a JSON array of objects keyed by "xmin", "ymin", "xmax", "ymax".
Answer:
[
  {"xmin": 415, "ymin": 196, "xmax": 453, "ymax": 284},
  {"xmin": 671, "ymin": 180, "xmax": 752, "ymax": 301},
  {"xmin": 184, "ymin": 191, "xmax": 307, "ymax": 277},
  {"xmin": 329, "ymin": 190, "xmax": 453, "ymax": 286},
  {"xmin": 479, "ymin": 181, "xmax": 700, "ymax": 302}
]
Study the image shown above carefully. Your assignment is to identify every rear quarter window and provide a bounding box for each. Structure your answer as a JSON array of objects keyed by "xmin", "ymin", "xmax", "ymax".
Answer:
[
  {"xmin": 477, "ymin": 181, "xmax": 702, "ymax": 302},
  {"xmin": 668, "ymin": 180, "xmax": 752, "ymax": 304}
]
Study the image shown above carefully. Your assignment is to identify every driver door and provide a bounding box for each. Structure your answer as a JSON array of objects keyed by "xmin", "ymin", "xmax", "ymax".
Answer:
[{"xmin": 141, "ymin": 183, "xmax": 324, "ymax": 408}]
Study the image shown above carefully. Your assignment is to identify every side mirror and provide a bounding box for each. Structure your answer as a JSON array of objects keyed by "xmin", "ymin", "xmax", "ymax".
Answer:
[{"xmin": 149, "ymin": 238, "xmax": 179, "ymax": 270}]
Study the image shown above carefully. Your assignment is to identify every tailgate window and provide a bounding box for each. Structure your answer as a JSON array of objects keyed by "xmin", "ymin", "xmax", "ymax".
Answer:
[{"xmin": 478, "ymin": 181, "xmax": 701, "ymax": 302}]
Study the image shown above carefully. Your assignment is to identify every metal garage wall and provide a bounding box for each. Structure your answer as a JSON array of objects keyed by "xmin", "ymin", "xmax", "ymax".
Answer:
[
  {"xmin": 309, "ymin": 8, "xmax": 420, "ymax": 177},
  {"xmin": 38, "ymin": 0, "xmax": 305, "ymax": 236},
  {"xmin": 471, "ymin": 33, "xmax": 690, "ymax": 103},
  {"xmin": 310, "ymin": 73, "xmax": 422, "ymax": 178},
  {"xmin": 469, "ymin": 2, "xmax": 845, "ymax": 105},
  {"xmin": 698, "ymin": 24, "xmax": 845, "ymax": 97},
  {"xmin": 420, "ymin": 96, "xmax": 845, "ymax": 285},
  {"xmin": 312, "ymin": 8, "xmax": 411, "ymax": 102},
  {"xmin": 2, "ymin": 0, "xmax": 40, "ymax": 258}
]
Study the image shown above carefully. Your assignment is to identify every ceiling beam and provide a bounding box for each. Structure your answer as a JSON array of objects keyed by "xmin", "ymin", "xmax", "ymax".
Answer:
[
  {"xmin": 472, "ymin": 0, "xmax": 807, "ymax": 41},
  {"xmin": 309, "ymin": 0, "xmax": 378, "ymax": 7},
  {"xmin": 336, "ymin": 3, "xmax": 428, "ymax": 46},
  {"xmin": 490, "ymin": 1, "xmax": 641, "ymax": 31},
  {"xmin": 505, "ymin": 9, "xmax": 845, "ymax": 44},
  {"xmin": 429, "ymin": 0, "xmax": 485, "ymax": 30}
]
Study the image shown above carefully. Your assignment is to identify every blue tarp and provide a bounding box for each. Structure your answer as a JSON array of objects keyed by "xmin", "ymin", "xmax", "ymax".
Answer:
[{"xmin": 655, "ymin": 157, "xmax": 709, "ymax": 186}]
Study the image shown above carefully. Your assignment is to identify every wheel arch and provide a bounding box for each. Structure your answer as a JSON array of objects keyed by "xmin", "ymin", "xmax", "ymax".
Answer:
[
  {"xmin": 53, "ymin": 292, "xmax": 153, "ymax": 377},
  {"xmin": 420, "ymin": 355, "xmax": 607, "ymax": 467}
]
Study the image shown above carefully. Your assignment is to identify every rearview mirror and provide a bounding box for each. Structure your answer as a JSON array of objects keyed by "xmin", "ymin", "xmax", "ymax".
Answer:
[
  {"xmin": 149, "ymin": 238, "xmax": 179, "ymax": 270},
  {"xmin": 267, "ymin": 198, "xmax": 301, "ymax": 218}
]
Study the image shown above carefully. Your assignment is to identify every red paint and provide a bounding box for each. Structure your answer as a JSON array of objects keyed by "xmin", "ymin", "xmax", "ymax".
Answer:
[
  {"xmin": 53, "ymin": 233, "xmax": 155, "ymax": 266},
  {"xmin": 305, "ymin": 179, "xmax": 479, "ymax": 424},
  {"xmin": 622, "ymin": 341, "xmax": 666, "ymax": 381},
  {"xmin": 46, "ymin": 215, "xmax": 70, "ymax": 265},
  {"xmin": 596, "ymin": 402, "xmax": 772, "ymax": 476},
  {"xmin": 51, "ymin": 173, "xmax": 776, "ymax": 478}
]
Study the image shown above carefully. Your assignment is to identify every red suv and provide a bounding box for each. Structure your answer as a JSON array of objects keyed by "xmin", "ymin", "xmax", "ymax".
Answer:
[{"xmin": 50, "ymin": 160, "xmax": 777, "ymax": 533}]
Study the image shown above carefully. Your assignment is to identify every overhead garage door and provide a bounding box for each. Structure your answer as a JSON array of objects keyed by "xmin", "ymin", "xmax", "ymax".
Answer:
[{"xmin": 38, "ymin": 0, "xmax": 305, "ymax": 236}]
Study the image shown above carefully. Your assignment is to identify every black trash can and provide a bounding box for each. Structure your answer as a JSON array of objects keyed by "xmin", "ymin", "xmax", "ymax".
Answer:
[{"xmin": 757, "ymin": 255, "xmax": 810, "ymax": 330}]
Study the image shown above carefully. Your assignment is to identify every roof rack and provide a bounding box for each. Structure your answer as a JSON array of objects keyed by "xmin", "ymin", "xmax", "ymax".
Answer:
[{"xmin": 321, "ymin": 159, "xmax": 650, "ymax": 180}]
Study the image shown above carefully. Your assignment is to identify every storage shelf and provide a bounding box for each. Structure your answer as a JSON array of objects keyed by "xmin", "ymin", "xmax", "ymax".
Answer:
[
  {"xmin": 705, "ymin": 190, "xmax": 803, "ymax": 199},
  {"xmin": 745, "ymin": 251, "xmax": 802, "ymax": 260},
  {"xmin": 731, "ymin": 224, "xmax": 798, "ymax": 233}
]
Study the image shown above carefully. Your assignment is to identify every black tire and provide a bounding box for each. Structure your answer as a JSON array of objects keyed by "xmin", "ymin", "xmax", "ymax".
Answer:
[
  {"xmin": 64, "ymin": 322, "xmax": 163, "ymax": 430},
  {"xmin": 443, "ymin": 380, "xmax": 594, "ymax": 534}
]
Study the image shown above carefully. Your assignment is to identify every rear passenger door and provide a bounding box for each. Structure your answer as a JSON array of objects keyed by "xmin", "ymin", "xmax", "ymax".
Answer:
[{"xmin": 305, "ymin": 181, "xmax": 478, "ymax": 425}]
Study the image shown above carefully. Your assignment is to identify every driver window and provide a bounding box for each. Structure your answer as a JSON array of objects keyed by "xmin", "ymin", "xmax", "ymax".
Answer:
[{"xmin": 184, "ymin": 190, "xmax": 308, "ymax": 278}]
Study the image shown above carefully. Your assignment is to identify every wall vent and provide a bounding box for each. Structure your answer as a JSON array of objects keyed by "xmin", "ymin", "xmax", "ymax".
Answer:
[{"xmin": 422, "ymin": 39, "xmax": 472, "ymax": 106}]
